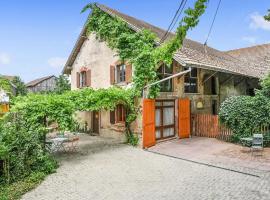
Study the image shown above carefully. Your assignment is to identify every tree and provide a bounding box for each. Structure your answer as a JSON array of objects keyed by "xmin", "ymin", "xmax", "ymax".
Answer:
[
  {"xmin": 11, "ymin": 76, "xmax": 27, "ymax": 96},
  {"xmin": 0, "ymin": 77, "xmax": 12, "ymax": 94},
  {"xmin": 265, "ymin": 9, "xmax": 270, "ymax": 21},
  {"xmin": 54, "ymin": 75, "xmax": 71, "ymax": 94}
]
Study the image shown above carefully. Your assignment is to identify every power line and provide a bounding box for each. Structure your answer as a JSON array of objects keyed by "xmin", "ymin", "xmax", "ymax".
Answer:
[
  {"xmin": 166, "ymin": 0, "xmax": 188, "ymax": 38},
  {"xmin": 159, "ymin": 0, "xmax": 187, "ymax": 44},
  {"xmin": 204, "ymin": 0, "xmax": 222, "ymax": 46}
]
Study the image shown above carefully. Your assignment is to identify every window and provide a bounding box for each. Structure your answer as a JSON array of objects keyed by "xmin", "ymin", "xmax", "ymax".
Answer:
[
  {"xmin": 110, "ymin": 104, "xmax": 126, "ymax": 124},
  {"xmin": 79, "ymin": 71, "xmax": 87, "ymax": 88},
  {"xmin": 116, "ymin": 64, "xmax": 126, "ymax": 83},
  {"xmin": 157, "ymin": 63, "xmax": 173, "ymax": 92},
  {"xmin": 184, "ymin": 67, "xmax": 198, "ymax": 93}
]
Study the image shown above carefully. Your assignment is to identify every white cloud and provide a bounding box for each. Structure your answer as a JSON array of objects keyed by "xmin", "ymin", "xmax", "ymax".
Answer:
[
  {"xmin": 249, "ymin": 12, "xmax": 270, "ymax": 31},
  {"xmin": 48, "ymin": 57, "xmax": 67, "ymax": 68},
  {"xmin": 242, "ymin": 36, "xmax": 257, "ymax": 44},
  {"xmin": 0, "ymin": 52, "xmax": 11, "ymax": 65}
]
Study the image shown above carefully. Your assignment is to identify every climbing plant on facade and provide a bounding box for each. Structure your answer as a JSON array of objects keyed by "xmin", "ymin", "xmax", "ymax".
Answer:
[{"xmin": 82, "ymin": 0, "xmax": 208, "ymax": 98}]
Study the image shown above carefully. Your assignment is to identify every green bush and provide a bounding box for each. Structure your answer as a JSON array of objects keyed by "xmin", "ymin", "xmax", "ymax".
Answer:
[
  {"xmin": 0, "ymin": 114, "xmax": 57, "ymax": 184},
  {"xmin": 219, "ymin": 74, "xmax": 270, "ymax": 143}
]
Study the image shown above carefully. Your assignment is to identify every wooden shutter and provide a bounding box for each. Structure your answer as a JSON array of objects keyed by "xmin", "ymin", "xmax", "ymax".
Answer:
[
  {"xmin": 142, "ymin": 99, "xmax": 156, "ymax": 148},
  {"xmin": 178, "ymin": 98, "xmax": 191, "ymax": 138},
  {"xmin": 76, "ymin": 72, "xmax": 80, "ymax": 88},
  {"xmin": 86, "ymin": 69, "xmax": 91, "ymax": 87},
  {"xmin": 125, "ymin": 64, "xmax": 132, "ymax": 83},
  {"xmin": 110, "ymin": 65, "xmax": 115, "ymax": 85}
]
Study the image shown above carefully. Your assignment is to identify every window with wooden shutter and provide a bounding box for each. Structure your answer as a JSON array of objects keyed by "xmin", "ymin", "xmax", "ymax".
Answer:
[
  {"xmin": 110, "ymin": 65, "xmax": 115, "ymax": 85},
  {"xmin": 125, "ymin": 64, "xmax": 132, "ymax": 83},
  {"xmin": 86, "ymin": 69, "xmax": 91, "ymax": 87}
]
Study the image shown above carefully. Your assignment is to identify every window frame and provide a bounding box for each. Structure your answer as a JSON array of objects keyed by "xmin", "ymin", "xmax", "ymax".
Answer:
[
  {"xmin": 116, "ymin": 64, "xmax": 126, "ymax": 83},
  {"xmin": 157, "ymin": 63, "xmax": 173, "ymax": 92},
  {"xmin": 79, "ymin": 71, "xmax": 87, "ymax": 88},
  {"xmin": 184, "ymin": 67, "xmax": 198, "ymax": 93}
]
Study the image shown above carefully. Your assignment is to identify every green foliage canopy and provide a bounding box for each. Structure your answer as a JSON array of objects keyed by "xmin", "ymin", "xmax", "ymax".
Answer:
[
  {"xmin": 54, "ymin": 75, "xmax": 71, "ymax": 94},
  {"xmin": 11, "ymin": 76, "xmax": 27, "ymax": 96},
  {"xmin": 265, "ymin": 9, "xmax": 270, "ymax": 21},
  {"xmin": 0, "ymin": 78, "xmax": 13, "ymax": 95}
]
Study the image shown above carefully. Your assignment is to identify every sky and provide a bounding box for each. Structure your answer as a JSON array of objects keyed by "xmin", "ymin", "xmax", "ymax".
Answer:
[{"xmin": 0, "ymin": 0, "xmax": 269, "ymax": 82}]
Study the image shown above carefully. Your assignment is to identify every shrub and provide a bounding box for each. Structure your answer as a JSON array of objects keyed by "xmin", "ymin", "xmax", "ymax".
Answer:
[
  {"xmin": 219, "ymin": 75, "xmax": 270, "ymax": 142},
  {"xmin": 0, "ymin": 114, "xmax": 57, "ymax": 184}
]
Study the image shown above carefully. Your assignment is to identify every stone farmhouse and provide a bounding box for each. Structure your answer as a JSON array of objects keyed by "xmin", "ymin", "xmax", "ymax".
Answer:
[{"xmin": 62, "ymin": 4, "xmax": 270, "ymax": 146}]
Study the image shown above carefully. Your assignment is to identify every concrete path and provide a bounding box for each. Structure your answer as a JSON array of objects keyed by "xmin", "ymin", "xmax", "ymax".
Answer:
[{"xmin": 22, "ymin": 135, "xmax": 270, "ymax": 200}]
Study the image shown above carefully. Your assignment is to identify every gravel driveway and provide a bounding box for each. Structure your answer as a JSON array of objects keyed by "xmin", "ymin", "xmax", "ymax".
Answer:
[{"xmin": 22, "ymin": 135, "xmax": 270, "ymax": 200}]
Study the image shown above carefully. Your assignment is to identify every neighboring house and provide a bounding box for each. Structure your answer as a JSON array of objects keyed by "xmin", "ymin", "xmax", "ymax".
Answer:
[
  {"xmin": 62, "ymin": 4, "xmax": 269, "ymax": 144},
  {"xmin": 26, "ymin": 75, "xmax": 57, "ymax": 93}
]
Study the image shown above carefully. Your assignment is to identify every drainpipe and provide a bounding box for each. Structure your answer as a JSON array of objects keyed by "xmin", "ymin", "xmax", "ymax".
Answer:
[{"xmin": 142, "ymin": 67, "xmax": 191, "ymax": 98}]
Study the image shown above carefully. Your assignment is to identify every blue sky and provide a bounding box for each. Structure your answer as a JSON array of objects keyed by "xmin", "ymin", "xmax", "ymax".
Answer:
[{"xmin": 0, "ymin": 0, "xmax": 269, "ymax": 82}]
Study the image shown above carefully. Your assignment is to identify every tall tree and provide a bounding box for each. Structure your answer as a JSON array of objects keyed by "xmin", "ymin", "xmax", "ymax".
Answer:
[
  {"xmin": 11, "ymin": 76, "xmax": 27, "ymax": 96},
  {"xmin": 265, "ymin": 9, "xmax": 270, "ymax": 21},
  {"xmin": 55, "ymin": 75, "xmax": 71, "ymax": 94}
]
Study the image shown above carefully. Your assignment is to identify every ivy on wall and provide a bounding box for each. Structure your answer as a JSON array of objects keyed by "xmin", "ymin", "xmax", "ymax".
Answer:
[{"xmin": 82, "ymin": 0, "xmax": 207, "ymax": 98}]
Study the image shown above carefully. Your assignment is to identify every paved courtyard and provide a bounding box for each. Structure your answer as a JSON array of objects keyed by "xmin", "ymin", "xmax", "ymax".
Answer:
[
  {"xmin": 149, "ymin": 137, "xmax": 270, "ymax": 175},
  {"xmin": 22, "ymin": 135, "xmax": 270, "ymax": 200}
]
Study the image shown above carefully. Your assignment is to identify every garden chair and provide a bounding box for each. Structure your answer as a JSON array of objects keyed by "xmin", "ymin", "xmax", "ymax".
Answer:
[
  {"xmin": 251, "ymin": 134, "xmax": 263, "ymax": 156},
  {"xmin": 63, "ymin": 136, "xmax": 79, "ymax": 153}
]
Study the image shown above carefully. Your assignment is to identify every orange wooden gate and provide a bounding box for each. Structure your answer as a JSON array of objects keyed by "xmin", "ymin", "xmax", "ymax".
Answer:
[
  {"xmin": 142, "ymin": 99, "xmax": 156, "ymax": 148},
  {"xmin": 178, "ymin": 98, "xmax": 191, "ymax": 138}
]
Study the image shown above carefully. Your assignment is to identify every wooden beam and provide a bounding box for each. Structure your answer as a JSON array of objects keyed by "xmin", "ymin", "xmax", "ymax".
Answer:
[{"xmin": 203, "ymin": 71, "xmax": 219, "ymax": 84}]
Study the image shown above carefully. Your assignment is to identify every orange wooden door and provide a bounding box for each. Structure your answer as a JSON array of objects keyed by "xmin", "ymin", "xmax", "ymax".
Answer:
[
  {"xmin": 142, "ymin": 99, "xmax": 156, "ymax": 148},
  {"xmin": 178, "ymin": 98, "xmax": 191, "ymax": 139}
]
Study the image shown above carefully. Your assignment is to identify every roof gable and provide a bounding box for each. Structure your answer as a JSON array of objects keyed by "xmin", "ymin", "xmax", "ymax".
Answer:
[{"xmin": 26, "ymin": 75, "xmax": 56, "ymax": 87}]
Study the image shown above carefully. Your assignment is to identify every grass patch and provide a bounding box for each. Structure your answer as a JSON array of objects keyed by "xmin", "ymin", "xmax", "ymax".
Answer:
[{"xmin": 0, "ymin": 171, "xmax": 51, "ymax": 200}]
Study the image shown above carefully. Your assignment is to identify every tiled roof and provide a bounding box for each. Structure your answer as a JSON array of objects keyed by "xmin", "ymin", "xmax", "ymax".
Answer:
[
  {"xmin": 26, "ymin": 75, "xmax": 56, "ymax": 87},
  {"xmin": 227, "ymin": 44, "xmax": 270, "ymax": 77},
  {"xmin": 63, "ymin": 3, "xmax": 266, "ymax": 78}
]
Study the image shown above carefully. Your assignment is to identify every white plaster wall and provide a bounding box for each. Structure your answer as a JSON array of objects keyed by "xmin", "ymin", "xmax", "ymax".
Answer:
[{"xmin": 71, "ymin": 33, "xmax": 119, "ymax": 90}]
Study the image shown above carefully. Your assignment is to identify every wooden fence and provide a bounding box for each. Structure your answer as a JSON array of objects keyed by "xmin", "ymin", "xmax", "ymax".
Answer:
[
  {"xmin": 192, "ymin": 114, "xmax": 233, "ymax": 141},
  {"xmin": 191, "ymin": 114, "xmax": 270, "ymax": 141}
]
